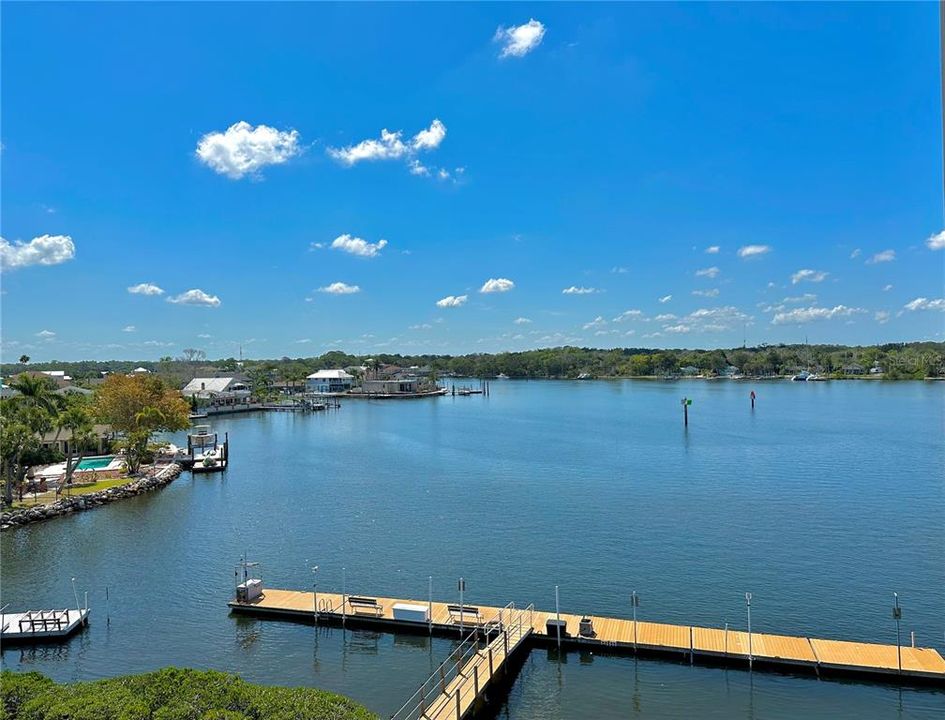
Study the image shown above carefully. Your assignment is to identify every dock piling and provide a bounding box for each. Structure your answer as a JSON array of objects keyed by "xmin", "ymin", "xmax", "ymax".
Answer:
[{"xmin": 746, "ymin": 592, "xmax": 753, "ymax": 671}]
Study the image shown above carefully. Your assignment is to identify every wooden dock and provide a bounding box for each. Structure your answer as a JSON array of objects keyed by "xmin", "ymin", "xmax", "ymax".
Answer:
[{"xmin": 229, "ymin": 587, "xmax": 945, "ymax": 689}]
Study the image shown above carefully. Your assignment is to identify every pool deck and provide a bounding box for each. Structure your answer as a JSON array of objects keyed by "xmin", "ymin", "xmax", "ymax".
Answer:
[{"xmin": 229, "ymin": 587, "xmax": 945, "ymax": 685}]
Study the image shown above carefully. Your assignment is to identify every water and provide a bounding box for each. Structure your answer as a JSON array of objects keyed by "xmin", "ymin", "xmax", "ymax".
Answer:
[{"xmin": 2, "ymin": 380, "xmax": 943, "ymax": 718}]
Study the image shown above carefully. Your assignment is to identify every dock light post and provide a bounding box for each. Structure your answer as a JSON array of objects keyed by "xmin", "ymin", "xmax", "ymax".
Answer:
[
  {"xmin": 745, "ymin": 592, "xmax": 753, "ymax": 671},
  {"xmin": 70, "ymin": 577, "xmax": 81, "ymax": 618},
  {"xmin": 458, "ymin": 578, "xmax": 466, "ymax": 637},
  {"xmin": 631, "ymin": 591, "xmax": 640, "ymax": 650},
  {"xmin": 311, "ymin": 566, "xmax": 319, "ymax": 623},
  {"xmin": 555, "ymin": 585, "xmax": 561, "ymax": 649},
  {"xmin": 428, "ymin": 576, "xmax": 433, "ymax": 635},
  {"xmin": 342, "ymin": 567, "xmax": 346, "ymax": 625},
  {"xmin": 681, "ymin": 398, "xmax": 692, "ymax": 426},
  {"xmin": 893, "ymin": 593, "xmax": 902, "ymax": 675}
]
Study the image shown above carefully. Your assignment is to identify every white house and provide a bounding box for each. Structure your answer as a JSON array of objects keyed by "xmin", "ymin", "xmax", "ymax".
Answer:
[
  {"xmin": 182, "ymin": 376, "xmax": 251, "ymax": 399},
  {"xmin": 306, "ymin": 369, "xmax": 354, "ymax": 394}
]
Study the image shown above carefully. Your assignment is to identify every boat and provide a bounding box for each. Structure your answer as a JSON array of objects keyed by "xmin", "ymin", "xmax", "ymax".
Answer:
[
  {"xmin": 496, "ymin": 373, "xmax": 510, "ymax": 379},
  {"xmin": 791, "ymin": 371, "xmax": 811, "ymax": 381},
  {"xmin": 181, "ymin": 425, "xmax": 229, "ymax": 473}
]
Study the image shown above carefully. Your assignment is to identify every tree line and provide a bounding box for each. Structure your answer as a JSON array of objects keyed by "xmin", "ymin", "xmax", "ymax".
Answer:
[{"xmin": 4, "ymin": 342, "xmax": 944, "ymax": 387}]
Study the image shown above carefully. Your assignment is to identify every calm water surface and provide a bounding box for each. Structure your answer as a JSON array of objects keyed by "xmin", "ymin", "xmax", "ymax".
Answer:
[{"xmin": 2, "ymin": 380, "xmax": 943, "ymax": 718}]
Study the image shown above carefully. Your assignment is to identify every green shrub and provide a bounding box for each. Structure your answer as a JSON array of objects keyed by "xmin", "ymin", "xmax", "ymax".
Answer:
[{"xmin": 0, "ymin": 669, "xmax": 375, "ymax": 720}]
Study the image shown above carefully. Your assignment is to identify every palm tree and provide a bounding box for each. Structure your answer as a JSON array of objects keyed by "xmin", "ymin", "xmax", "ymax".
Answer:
[
  {"xmin": 18, "ymin": 355, "xmax": 30, "ymax": 365},
  {"xmin": 9, "ymin": 373, "xmax": 60, "ymax": 416},
  {"xmin": 56, "ymin": 401, "xmax": 96, "ymax": 496}
]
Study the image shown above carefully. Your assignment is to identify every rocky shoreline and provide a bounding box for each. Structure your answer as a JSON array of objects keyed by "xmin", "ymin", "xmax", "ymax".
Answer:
[{"xmin": 1, "ymin": 463, "xmax": 183, "ymax": 532}]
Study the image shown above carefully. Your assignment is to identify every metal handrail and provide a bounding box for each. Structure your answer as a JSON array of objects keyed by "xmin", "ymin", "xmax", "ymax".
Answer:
[{"xmin": 390, "ymin": 628, "xmax": 481, "ymax": 720}]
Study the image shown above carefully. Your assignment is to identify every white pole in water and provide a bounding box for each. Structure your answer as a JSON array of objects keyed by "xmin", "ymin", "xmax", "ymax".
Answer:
[
  {"xmin": 342, "ymin": 567, "xmax": 346, "ymax": 625},
  {"xmin": 745, "ymin": 592, "xmax": 753, "ymax": 670},
  {"xmin": 311, "ymin": 565, "xmax": 319, "ymax": 623},
  {"xmin": 428, "ymin": 576, "xmax": 433, "ymax": 635},
  {"xmin": 893, "ymin": 592, "xmax": 902, "ymax": 675},
  {"xmin": 71, "ymin": 577, "xmax": 81, "ymax": 618},
  {"xmin": 555, "ymin": 585, "xmax": 561, "ymax": 649},
  {"xmin": 459, "ymin": 577, "xmax": 465, "ymax": 637},
  {"xmin": 631, "ymin": 590, "xmax": 638, "ymax": 650}
]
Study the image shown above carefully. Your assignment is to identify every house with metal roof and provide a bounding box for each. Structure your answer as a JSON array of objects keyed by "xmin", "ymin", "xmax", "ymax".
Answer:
[{"xmin": 305, "ymin": 369, "xmax": 354, "ymax": 394}]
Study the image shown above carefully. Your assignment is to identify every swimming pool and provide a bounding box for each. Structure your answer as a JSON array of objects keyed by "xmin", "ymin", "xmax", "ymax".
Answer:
[{"xmin": 76, "ymin": 456, "xmax": 116, "ymax": 471}]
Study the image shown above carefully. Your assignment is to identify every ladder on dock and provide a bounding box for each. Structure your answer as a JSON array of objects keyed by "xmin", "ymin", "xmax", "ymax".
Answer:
[{"xmin": 391, "ymin": 603, "xmax": 534, "ymax": 720}]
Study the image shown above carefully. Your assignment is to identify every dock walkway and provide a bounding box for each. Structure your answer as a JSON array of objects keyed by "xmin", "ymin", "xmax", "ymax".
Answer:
[{"xmin": 229, "ymin": 587, "xmax": 945, "ymax": 690}]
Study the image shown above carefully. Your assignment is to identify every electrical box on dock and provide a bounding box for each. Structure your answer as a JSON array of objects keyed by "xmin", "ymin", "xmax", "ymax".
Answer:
[{"xmin": 236, "ymin": 579, "xmax": 262, "ymax": 603}]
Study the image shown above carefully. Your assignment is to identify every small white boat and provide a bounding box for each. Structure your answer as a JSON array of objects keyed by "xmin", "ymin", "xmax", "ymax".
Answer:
[
  {"xmin": 791, "ymin": 371, "xmax": 811, "ymax": 381},
  {"xmin": 496, "ymin": 373, "xmax": 510, "ymax": 379}
]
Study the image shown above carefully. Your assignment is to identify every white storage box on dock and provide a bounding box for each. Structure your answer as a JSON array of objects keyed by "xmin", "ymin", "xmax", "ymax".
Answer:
[{"xmin": 392, "ymin": 603, "xmax": 429, "ymax": 623}]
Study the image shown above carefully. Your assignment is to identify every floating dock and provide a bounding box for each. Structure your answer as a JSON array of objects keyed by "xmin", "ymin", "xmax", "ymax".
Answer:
[
  {"xmin": 1, "ymin": 608, "xmax": 89, "ymax": 644},
  {"xmin": 229, "ymin": 587, "xmax": 945, "ymax": 689}
]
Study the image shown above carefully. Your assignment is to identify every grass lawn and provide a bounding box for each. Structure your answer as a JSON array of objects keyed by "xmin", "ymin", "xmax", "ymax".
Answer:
[{"xmin": 11, "ymin": 477, "xmax": 133, "ymax": 510}]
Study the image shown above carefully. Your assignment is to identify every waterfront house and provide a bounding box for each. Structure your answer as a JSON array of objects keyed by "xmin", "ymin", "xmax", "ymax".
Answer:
[
  {"xmin": 40, "ymin": 424, "xmax": 113, "ymax": 455},
  {"xmin": 182, "ymin": 376, "xmax": 252, "ymax": 401},
  {"xmin": 362, "ymin": 377, "xmax": 420, "ymax": 394},
  {"xmin": 132, "ymin": 366, "xmax": 151, "ymax": 375},
  {"xmin": 306, "ymin": 369, "xmax": 354, "ymax": 394},
  {"xmin": 842, "ymin": 363, "xmax": 865, "ymax": 375}
]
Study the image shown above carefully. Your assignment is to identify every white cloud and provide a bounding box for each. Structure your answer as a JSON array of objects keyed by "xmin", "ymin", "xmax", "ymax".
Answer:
[
  {"xmin": 318, "ymin": 282, "xmax": 361, "ymax": 295},
  {"xmin": 197, "ymin": 333, "xmax": 213, "ymax": 339},
  {"xmin": 409, "ymin": 323, "xmax": 433, "ymax": 330},
  {"xmin": 328, "ymin": 119, "xmax": 447, "ymax": 173},
  {"xmin": 36, "ymin": 329, "xmax": 56, "ymax": 339},
  {"xmin": 772, "ymin": 305, "xmax": 865, "ymax": 325},
  {"xmin": 436, "ymin": 294, "xmax": 467, "ymax": 308},
  {"xmin": 782, "ymin": 293, "xmax": 817, "ymax": 304},
  {"xmin": 705, "ymin": 246, "xmax": 720, "ymax": 254},
  {"xmin": 513, "ymin": 317, "xmax": 532, "ymax": 325},
  {"xmin": 658, "ymin": 294, "xmax": 672, "ymax": 304},
  {"xmin": 613, "ymin": 309, "xmax": 642, "ymax": 322},
  {"xmin": 654, "ymin": 313, "xmax": 677, "ymax": 322},
  {"xmin": 611, "ymin": 266, "xmax": 629, "ymax": 274},
  {"xmin": 583, "ymin": 316, "xmax": 607, "ymax": 330},
  {"xmin": 737, "ymin": 244, "xmax": 772, "ymax": 258},
  {"xmin": 495, "ymin": 19, "xmax": 546, "ymax": 58},
  {"xmin": 128, "ymin": 282, "xmax": 165, "ymax": 296},
  {"xmin": 411, "ymin": 119, "xmax": 447, "ymax": 151},
  {"xmin": 0, "ymin": 234, "xmax": 75, "ymax": 271},
  {"xmin": 328, "ymin": 128, "xmax": 406, "ymax": 165},
  {"xmin": 330, "ymin": 234, "xmax": 388, "ymax": 258},
  {"xmin": 295, "ymin": 338, "xmax": 312, "ymax": 344},
  {"xmin": 850, "ymin": 248, "xmax": 861, "ymax": 259},
  {"xmin": 122, "ymin": 325, "xmax": 136, "ymax": 333},
  {"xmin": 195, "ymin": 121, "xmax": 300, "ymax": 179},
  {"xmin": 874, "ymin": 311, "xmax": 890, "ymax": 324},
  {"xmin": 664, "ymin": 324, "xmax": 692, "ymax": 334},
  {"xmin": 167, "ymin": 288, "xmax": 222, "ymax": 307},
  {"xmin": 882, "ymin": 284, "xmax": 893, "ymax": 292},
  {"xmin": 695, "ymin": 266, "xmax": 720, "ymax": 278},
  {"xmin": 904, "ymin": 297, "xmax": 945, "ymax": 312},
  {"xmin": 692, "ymin": 288, "xmax": 720, "ymax": 297},
  {"xmin": 791, "ymin": 268, "xmax": 829, "ymax": 284},
  {"xmin": 927, "ymin": 230, "xmax": 945, "ymax": 251},
  {"xmin": 866, "ymin": 249, "xmax": 895, "ymax": 264},
  {"xmin": 480, "ymin": 277, "xmax": 515, "ymax": 294},
  {"xmin": 408, "ymin": 159, "xmax": 430, "ymax": 176},
  {"xmin": 562, "ymin": 286, "xmax": 600, "ymax": 295}
]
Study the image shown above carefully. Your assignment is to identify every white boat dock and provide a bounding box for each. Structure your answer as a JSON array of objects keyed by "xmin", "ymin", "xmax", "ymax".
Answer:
[{"xmin": 1, "ymin": 607, "xmax": 89, "ymax": 643}]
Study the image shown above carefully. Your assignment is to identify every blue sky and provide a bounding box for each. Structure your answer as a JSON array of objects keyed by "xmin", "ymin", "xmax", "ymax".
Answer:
[{"xmin": 2, "ymin": 2, "xmax": 942, "ymax": 362}]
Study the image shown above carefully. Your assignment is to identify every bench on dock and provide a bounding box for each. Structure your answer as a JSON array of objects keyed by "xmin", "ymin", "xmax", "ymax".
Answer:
[
  {"xmin": 447, "ymin": 604, "xmax": 483, "ymax": 625},
  {"xmin": 347, "ymin": 596, "xmax": 383, "ymax": 616}
]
